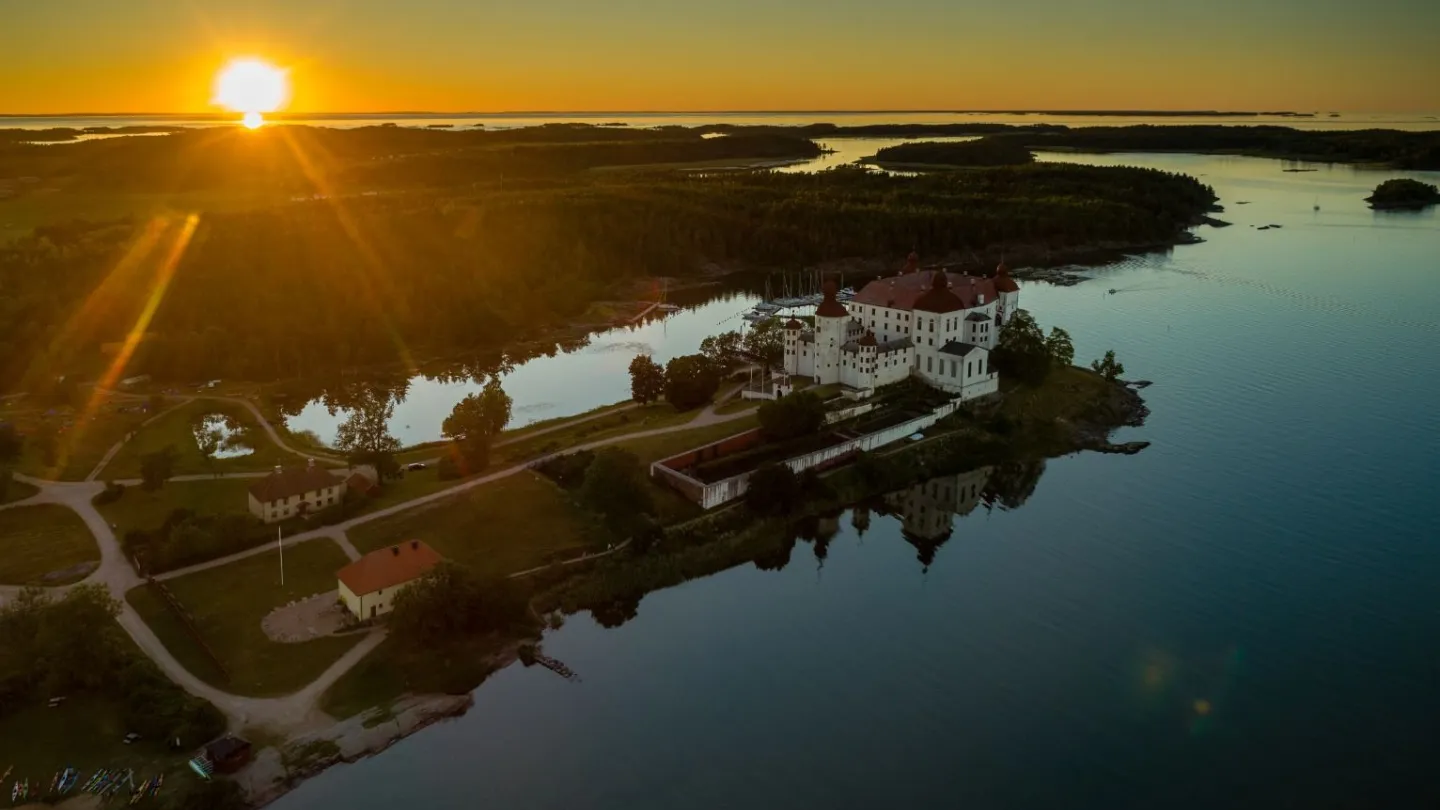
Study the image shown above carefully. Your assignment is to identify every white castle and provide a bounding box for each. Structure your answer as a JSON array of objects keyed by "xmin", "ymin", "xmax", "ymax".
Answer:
[{"xmin": 782, "ymin": 253, "xmax": 1021, "ymax": 400}]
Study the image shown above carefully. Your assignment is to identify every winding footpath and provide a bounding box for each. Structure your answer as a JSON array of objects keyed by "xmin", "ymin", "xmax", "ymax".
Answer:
[{"xmin": 1, "ymin": 386, "xmax": 754, "ymax": 734}]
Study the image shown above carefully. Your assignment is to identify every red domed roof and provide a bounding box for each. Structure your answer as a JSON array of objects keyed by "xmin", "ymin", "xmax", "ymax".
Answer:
[
  {"xmin": 912, "ymin": 270, "xmax": 965, "ymax": 313},
  {"xmin": 815, "ymin": 278, "xmax": 849, "ymax": 318},
  {"xmin": 783, "ymin": 318, "xmax": 804, "ymax": 330},
  {"xmin": 994, "ymin": 261, "xmax": 1020, "ymax": 293},
  {"xmin": 858, "ymin": 330, "xmax": 877, "ymax": 346}
]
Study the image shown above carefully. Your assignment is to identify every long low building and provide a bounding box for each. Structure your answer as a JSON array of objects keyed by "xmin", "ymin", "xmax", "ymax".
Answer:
[{"xmin": 247, "ymin": 460, "xmax": 347, "ymax": 523}]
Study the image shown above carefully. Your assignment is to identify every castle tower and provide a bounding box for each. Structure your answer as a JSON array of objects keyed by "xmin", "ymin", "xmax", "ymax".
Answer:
[
  {"xmin": 813, "ymin": 279, "xmax": 850, "ymax": 384},
  {"xmin": 994, "ymin": 261, "xmax": 1021, "ymax": 325}
]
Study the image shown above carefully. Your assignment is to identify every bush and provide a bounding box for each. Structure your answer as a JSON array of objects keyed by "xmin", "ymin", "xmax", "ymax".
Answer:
[
  {"xmin": 435, "ymin": 454, "xmax": 463, "ymax": 481},
  {"xmin": 121, "ymin": 509, "xmax": 271, "ymax": 574},
  {"xmin": 532, "ymin": 450, "xmax": 595, "ymax": 489},
  {"xmin": 746, "ymin": 463, "xmax": 801, "ymax": 516},
  {"xmin": 94, "ymin": 480, "xmax": 126, "ymax": 505},
  {"xmin": 579, "ymin": 448, "xmax": 653, "ymax": 534},
  {"xmin": 664, "ymin": 354, "xmax": 720, "ymax": 411},
  {"xmin": 758, "ymin": 390, "xmax": 826, "ymax": 442},
  {"xmin": 390, "ymin": 562, "xmax": 533, "ymax": 648}
]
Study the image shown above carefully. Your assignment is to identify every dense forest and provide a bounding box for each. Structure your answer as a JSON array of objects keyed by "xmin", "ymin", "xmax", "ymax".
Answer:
[
  {"xmin": 705, "ymin": 122, "xmax": 1440, "ymax": 169},
  {"xmin": 872, "ymin": 138, "xmax": 1035, "ymax": 166},
  {"xmin": 0, "ymin": 159, "xmax": 1214, "ymax": 388},
  {"xmin": 1366, "ymin": 178, "xmax": 1439, "ymax": 209},
  {"xmin": 0, "ymin": 124, "xmax": 819, "ymax": 192}
]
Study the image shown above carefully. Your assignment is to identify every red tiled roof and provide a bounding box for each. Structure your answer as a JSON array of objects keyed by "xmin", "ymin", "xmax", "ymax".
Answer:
[
  {"xmin": 850, "ymin": 270, "xmax": 998, "ymax": 312},
  {"xmin": 346, "ymin": 472, "xmax": 378, "ymax": 494},
  {"xmin": 857, "ymin": 330, "xmax": 878, "ymax": 346},
  {"xmin": 994, "ymin": 262, "xmax": 1020, "ymax": 293},
  {"xmin": 815, "ymin": 279, "xmax": 849, "ymax": 318},
  {"xmin": 248, "ymin": 464, "xmax": 346, "ymax": 503},
  {"xmin": 337, "ymin": 540, "xmax": 444, "ymax": 596}
]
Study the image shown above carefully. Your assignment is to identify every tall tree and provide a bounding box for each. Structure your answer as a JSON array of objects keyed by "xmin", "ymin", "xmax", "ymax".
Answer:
[
  {"xmin": 1092, "ymin": 350, "xmax": 1126, "ymax": 382},
  {"xmin": 993, "ymin": 310, "xmax": 1052, "ymax": 384},
  {"xmin": 139, "ymin": 445, "xmax": 176, "ymax": 491},
  {"xmin": 335, "ymin": 388, "xmax": 401, "ymax": 477},
  {"xmin": 628, "ymin": 355, "xmax": 665, "ymax": 405},
  {"xmin": 441, "ymin": 377, "xmax": 513, "ymax": 465},
  {"xmin": 758, "ymin": 390, "xmax": 826, "ymax": 442},
  {"xmin": 0, "ymin": 422, "xmax": 21, "ymax": 464},
  {"xmin": 664, "ymin": 354, "xmax": 720, "ymax": 411},
  {"xmin": 698, "ymin": 331, "xmax": 744, "ymax": 370},
  {"xmin": 579, "ymin": 447, "xmax": 653, "ymax": 533},
  {"xmin": 191, "ymin": 415, "xmax": 223, "ymax": 477},
  {"xmin": 1045, "ymin": 327, "xmax": 1075, "ymax": 367},
  {"xmin": 743, "ymin": 319, "xmax": 785, "ymax": 368}
]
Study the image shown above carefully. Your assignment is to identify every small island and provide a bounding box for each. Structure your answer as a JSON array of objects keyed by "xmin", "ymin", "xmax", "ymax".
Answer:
[
  {"xmin": 1366, "ymin": 178, "xmax": 1440, "ymax": 210},
  {"xmin": 868, "ymin": 137, "xmax": 1034, "ymax": 168}
]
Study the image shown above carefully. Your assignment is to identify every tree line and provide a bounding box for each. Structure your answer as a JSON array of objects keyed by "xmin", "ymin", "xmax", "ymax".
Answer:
[{"xmin": 0, "ymin": 161, "xmax": 1213, "ymax": 391}]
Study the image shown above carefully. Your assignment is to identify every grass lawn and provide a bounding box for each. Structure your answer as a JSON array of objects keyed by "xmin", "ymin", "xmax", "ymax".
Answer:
[
  {"xmin": 1, "ymin": 475, "xmax": 40, "ymax": 505},
  {"xmin": 714, "ymin": 397, "xmax": 761, "ymax": 415},
  {"xmin": 320, "ymin": 633, "xmax": 518, "ymax": 721},
  {"xmin": 3, "ymin": 400, "xmax": 151, "ymax": 481},
  {"xmin": 997, "ymin": 365, "xmax": 1112, "ymax": 423},
  {"xmin": 0, "ymin": 505, "xmax": 100, "ymax": 585},
  {"xmin": 349, "ymin": 472, "xmax": 609, "ymax": 580},
  {"xmin": 125, "ymin": 540, "xmax": 364, "ymax": 697},
  {"xmin": 611, "ymin": 414, "xmax": 760, "ymax": 465},
  {"xmin": 93, "ymin": 477, "xmax": 256, "ymax": 536},
  {"xmin": 98, "ymin": 399, "xmax": 311, "ymax": 480},
  {"xmin": 0, "ymin": 694, "xmax": 188, "ymax": 784},
  {"xmin": 494, "ymin": 402, "xmax": 698, "ymax": 464}
]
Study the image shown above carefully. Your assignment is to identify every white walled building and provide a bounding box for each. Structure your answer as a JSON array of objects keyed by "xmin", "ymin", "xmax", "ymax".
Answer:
[
  {"xmin": 247, "ymin": 460, "xmax": 348, "ymax": 523},
  {"xmin": 782, "ymin": 256, "xmax": 1019, "ymax": 400},
  {"xmin": 336, "ymin": 540, "xmax": 444, "ymax": 621}
]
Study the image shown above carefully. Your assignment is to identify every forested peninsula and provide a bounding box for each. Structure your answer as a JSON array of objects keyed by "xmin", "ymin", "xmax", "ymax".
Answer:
[{"xmin": 0, "ymin": 125, "xmax": 1216, "ymax": 390}]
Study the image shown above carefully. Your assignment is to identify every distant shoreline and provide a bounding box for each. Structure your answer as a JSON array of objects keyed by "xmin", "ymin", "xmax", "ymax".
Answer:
[{"xmin": 0, "ymin": 109, "xmax": 1356, "ymax": 120}]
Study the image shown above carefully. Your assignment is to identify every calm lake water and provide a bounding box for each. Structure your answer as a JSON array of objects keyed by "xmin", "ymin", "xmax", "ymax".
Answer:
[{"xmin": 272, "ymin": 152, "xmax": 1440, "ymax": 808}]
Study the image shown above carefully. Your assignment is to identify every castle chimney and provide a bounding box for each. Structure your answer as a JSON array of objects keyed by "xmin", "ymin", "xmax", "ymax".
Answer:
[
  {"xmin": 273, "ymin": 465, "xmax": 282, "ymax": 475},
  {"xmin": 411, "ymin": 540, "xmax": 420, "ymax": 551},
  {"xmin": 307, "ymin": 457, "xmax": 315, "ymax": 468},
  {"xmin": 391, "ymin": 546, "xmax": 401, "ymax": 556}
]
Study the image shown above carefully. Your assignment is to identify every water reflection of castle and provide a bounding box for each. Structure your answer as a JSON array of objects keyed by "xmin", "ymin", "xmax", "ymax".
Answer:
[{"xmin": 882, "ymin": 467, "xmax": 993, "ymax": 569}]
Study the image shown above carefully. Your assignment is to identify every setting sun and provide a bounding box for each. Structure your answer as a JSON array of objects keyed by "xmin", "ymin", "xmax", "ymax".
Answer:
[{"xmin": 212, "ymin": 58, "xmax": 289, "ymax": 128}]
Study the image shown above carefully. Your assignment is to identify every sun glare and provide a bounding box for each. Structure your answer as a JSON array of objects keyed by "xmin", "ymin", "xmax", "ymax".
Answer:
[{"xmin": 213, "ymin": 58, "xmax": 289, "ymax": 128}]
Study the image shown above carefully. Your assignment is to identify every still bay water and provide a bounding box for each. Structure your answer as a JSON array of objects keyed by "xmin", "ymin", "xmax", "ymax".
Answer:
[{"xmin": 272, "ymin": 150, "xmax": 1440, "ymax": 808}]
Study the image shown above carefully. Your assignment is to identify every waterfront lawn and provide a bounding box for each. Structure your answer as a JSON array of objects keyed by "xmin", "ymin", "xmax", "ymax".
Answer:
[
  {"xmin": 349, "ymin": 472, "xmax": 608, "ymax": 580},
  {"xmin": 125, "ymin": 540, "xmax": 364, "ymax": 697},
  {"xmin": 98, "ymin": 399, "xmax": 302, "ymax": 480},
  {"xmin": 611, "ymin": 414, "xmax": 760, "ymax": 465},
  {"xmin": 0, "ymin": 504, "xmax": 101, "ymax": 585},
  {"xmin": 494, "ymin": 403, "xmax": 697, "ymax": 464},
  {"xmin": 320, "ymin": 633, "xmax": 516, "ymax": 721},
  {"xmin": 94, "ymin": 477, "xmax": 256, "ymax": 536},
  {"xmin": 0, "ymin": 694, "xmax": 186, "ymax": 782},
  {"xmin": 997, "ymin": 365, "xmax": 1113, "ymax": 424}
]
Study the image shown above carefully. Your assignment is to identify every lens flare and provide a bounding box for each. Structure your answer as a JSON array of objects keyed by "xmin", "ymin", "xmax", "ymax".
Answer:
[{"xmin": 213, "ymin": 58, "xmax": 289, "ymax": 128}]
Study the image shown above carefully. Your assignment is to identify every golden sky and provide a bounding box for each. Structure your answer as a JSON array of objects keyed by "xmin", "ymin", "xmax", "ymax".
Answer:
[{"xmin": 2, "ymin": 0, "xmax": 1437, "ymax": 114}]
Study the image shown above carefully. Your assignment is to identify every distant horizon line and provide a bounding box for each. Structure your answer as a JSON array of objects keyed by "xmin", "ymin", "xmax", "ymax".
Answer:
[{"xmin": 5, "ymin": 108, "xmax": 1424, "ymax": 119}]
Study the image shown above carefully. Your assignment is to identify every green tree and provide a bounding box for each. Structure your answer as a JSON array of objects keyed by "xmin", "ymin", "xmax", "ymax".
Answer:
[
  {"xmin": 1045, "ymin": 327, "xmax": 1075, "ymax": 367},
  {"xmin": 743, "ymin": 319, "xmax": 785, "ymax": 368},
  {"xmin": 442, "ymin": 377, "xmax": 512, "ymax": 465},
  {"xmin": 993, "ymin": 310, "xmax": 1052, "ymax": 384},
  {"xmin": 757, "ymin": 390, "xmax": 826, "ymax": 442},
  {"xmin": 1092, "ymin": 350, "xmax": 1126, "ymax": 382},
  {"xmin": 664, "ymin": 354, "xmax": 720, "ymax": 411},
  {"xmin": 698, "ymin": 331, "xmax": 744, "ymax": 370},
  {"xmin": 579, "ymin": 447, "xmax": 653, "ymax": 533},
  {"xmin": 746, "ymin": 463, "xmax": 801, "ymax": 515},
  {"xmin": 335, "ymin": 389, "xmax": 401, "ymax": 478},
  {"xmin": 390, "ymin": 562, "xmax": 531, "ymax": 647},
  {"xmin": 628, "ymin": 355, "xmax": 665, "ymax": 405},
  {"xmin": 191, "ymin": 415, "xmax": 223, "ymax": 477},
  {"xmin": 139, "ymin": 445, "xmax": 177, "ymax": 491},
  {"xmin": 0, "ymin": 422, "xmax": 21, "ymax": 464}
]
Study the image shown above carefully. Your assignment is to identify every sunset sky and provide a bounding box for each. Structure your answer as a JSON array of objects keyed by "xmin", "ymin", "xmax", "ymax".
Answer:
[{"xmin": 3, "ymin": 0, "xmax": 1438, "ymax": 114}]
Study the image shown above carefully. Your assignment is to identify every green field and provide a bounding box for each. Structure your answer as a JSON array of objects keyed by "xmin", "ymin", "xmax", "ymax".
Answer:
[
  {"xmin": 97, "ymin": 399, "xmax": 313, "ymax": 480},
  {"xmin": 319, "ymin": 633, "xmax": 518, "ymax": 722},
  {"xmin": 0, "ymin": 505, "xmax": 101, "ymax": 585},
  {"xmin": 349, "ymin": 472, "xmax": 608, "ymax": 580},
  {"xmin": 1, "ymin": 475, "xmax": 40, "ymax": 505},
  {"xmin": 494, "ymin": 402, "xmax": 698, "ymax": 464},
  {"xmin": 611, "ymin": 415, "xmax": 759, "ymax": 464},
  {"xmin": 0, "ymin": 187, "xmax": 297, "ymax": 242},
  {"xmin": 0, "ymin": 694, "xmax": 188, "ymax": 786},
  {"xmin": 125, "ymin": 540, "xmax": 364, "ymax": 697},
  {"xmin": 93, "ymin": 477, "xmax": 257, "ymax": 537},
  {"xmin": 2, "ymin": 401, "xmax": 151, "ymax": 482}
]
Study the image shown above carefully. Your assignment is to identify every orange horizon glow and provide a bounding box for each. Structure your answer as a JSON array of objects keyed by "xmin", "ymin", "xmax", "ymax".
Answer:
[{"xmin": 1, "ymin": 1, "xmax": 1437, "ymax": 116}]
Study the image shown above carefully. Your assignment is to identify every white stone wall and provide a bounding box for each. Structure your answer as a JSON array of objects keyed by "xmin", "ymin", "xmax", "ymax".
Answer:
[{"xmin": 249, "ymin": 482, "xmax": 346, "ymax": 524}]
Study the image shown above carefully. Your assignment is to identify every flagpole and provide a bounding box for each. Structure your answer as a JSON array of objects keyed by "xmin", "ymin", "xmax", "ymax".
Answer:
[{"xmin": 278, "ymin": 526, "xmax": 284, "ymax": 586}]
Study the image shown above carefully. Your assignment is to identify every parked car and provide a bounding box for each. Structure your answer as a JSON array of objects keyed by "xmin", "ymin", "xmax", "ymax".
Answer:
[{"xmin": 407, "ymin": 462, "xmax": 427, "ymax": 471}]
